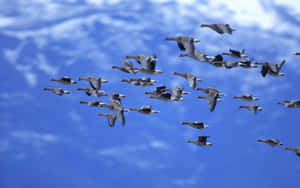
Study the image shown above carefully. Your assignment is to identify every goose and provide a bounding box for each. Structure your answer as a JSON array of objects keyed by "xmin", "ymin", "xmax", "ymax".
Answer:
[
  {"xmin": 112, "ymin": 61, "xmax": 139, "ymax": 74},
  {"xmin": 77, "ymin": 76, "xmax": 108, "ymax": 90},
  {"xmin": 238, "ymin": 104, "xmax": 263, "ymax": 114},
  {"xmin": 178, "ymin": 50, "xmax": 213, "ymax": 62},
  {"xmin": 50, "ymin": 76, "xmax": 77, "ymax": 85},
  {"xmin": 103, "ymin": 92, "xmax": 126, "ymax": 104},
  {"xmin": 99, "ymin": 102, "xmax": 128, "ymax": 125},
  {"xmin": 197, "ymin": 93, "xmax": 223, "ymax": 112},
  {"xmin": 121, "ymin": 77, "xmax": 157, "ymax": 86},
  {"xmin": 166, "ymin": 86, "xmax": 190, "ymax": 101},
  {"xmin": 284, "ymin": 147, "xmax": 300, "ymax": 157},
  {"xmin": 254, "ymin": 60, "xmax": 285, "ymax": 77},
  {"xmin": 129, "ymin": 105, "xmax": 160, "ymax": 114},
  {"xmin": 181, "ymin": 121, "xmax": 209, "ymax": 129},
  {"xmin": 200, "ymin": 24, "xmax": 236, "ymax": 34},
  {"xmin": 195, "ymin": 87, "xmax": 225, "ymax": 96},
  {"xmin": 256, "ymin": 138, "xmax": 283, "ymax": 147},
  {"xmin": 208, "ymin": 54, "xmax": 224, "ymax": 67},
  {"xmin": 293, "ymin": 53, "xmax": 300, "ymax": 55},
  {"xmin": 233, "ymin": 94, "xmax": 259, "ymax": 102},
  {"xmin": 223, "ymin": 60, "xmax": 239, "ymax": 69},
  {"xmin": 76, "ymin": 88, "xmax": 106, "ymax": 97},
  {"xmin": 221, "ymin": 49, "xmax": 248, "ymax": 58},
  {"xmin": 144, "ymin": 86, "xmax": 167, "ymax": 96},
  {"xmin": 187, "ymin": 136, "xmax": 212, "ymax": 146},
  {"xmin": 164, "ymin": 36, "xmax": 200, "ymax": 54},
  {"xmin": 97, "ymin": 113, "xmax": 117, "ymax": 127},
  {"xmin": 124, "ymin": 54, "xmax": 162, "ymax": 75},
  {"xmin": 43, "ymin": 88, "xmax": 70, "ymax": 96},
  {"xmin": 172, "ymin": 72, "xmax": 202, "ymax": 89},
  {"xmin": 277, "ymin": 100, "xmax": 300, "ymax": 108},
  {"xmin": 79, "ymin": 100, "xmax": 104, "ymax": 107},
  {"xmin": 238, "ymin": 59, "xmax": 257, "ymax": 68},
  {"xmin": 149, "ymin": 92, "xmax": 179, "ymax": 102}
]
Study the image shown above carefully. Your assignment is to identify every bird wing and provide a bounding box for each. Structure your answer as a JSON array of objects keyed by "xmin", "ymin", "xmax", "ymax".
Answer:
[
  {"xmin": 107, "ymin": 113, "xmax": 117, "ymax": 127},
  {"xmin": 213, "ymin": 24, "xmax": 225, "ymax": 34},
  {"xmin": 123, "ymin": 61, "xmax": 134, "ymax": 68},
  {"xmin": 261, "ymin": 64, "xmax": 268, "ymax": 77},
  {"xmin": 198, "ymin": 136, "xmax": 208, "ymax": 143},
  {"xmin": 268, "ymin": 138, "xmax": 280, "ymax": 144},
  {"xmin": 177, "ymin": 41, "xmax": 186, "ymax": 51},
  {"xmin": 116, "ymin": 109, "xmax": 126, "ymax": 126},
  {"xmin": 89, "ymin": 78, "xmax": 101, "ymax": 90},
  {"xmin": 229, "ymin": 49, "xmax": 240, "ymax": 56},
  {"xmin": 276, "ymin": 60, "xmax": 285, "ymax": 71},
  {"xmin": 207, "ymin": 94, "xmax": 218, "ymax": 112},
  {"xmin": 61, "ymin": 76, "xmax": 71, "ymax": 82},
  {"xmin": 187, "ymin": 75, "xmax": 196, "ymax": 89}
]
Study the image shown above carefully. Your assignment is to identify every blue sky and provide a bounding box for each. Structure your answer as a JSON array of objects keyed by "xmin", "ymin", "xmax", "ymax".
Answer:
[{"xmin": 1, "ymin": 0, "xmax": 300, "ymax": 187}]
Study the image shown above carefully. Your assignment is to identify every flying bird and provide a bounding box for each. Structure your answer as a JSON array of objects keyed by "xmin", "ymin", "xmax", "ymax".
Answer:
[
  {"xmin": 221, "ymin": 49, "xmax": 248, "ymax": 58},
  {"xmin": 277, "ymin": 100, "xmax": 300, "ymax": 108},
  {"xmin": 164, "ymin": 36, "xmax": 200, "ymax": 55},
  {"xmin": 129, "ymin": 105, "xmax": 160, "ymax": 114},
  {"xmin": 43, "ymin": 88, "xmax": 71, "ymax": 96},
  {"xmin": 187, "ymin": 136, "xmax": 212, "ymax": 146},
  {"xmin": 256, "ymin": 138, "xmax": 283, "ymax": 147},
  {"xmin": 50, "ymin": 76, "xmax": 77, "ymax": 85},
  {"xmin": 254, "ymin": 60, "xmax": 285, "ymax": 77},
  {"xmin": 172, "ymin": 72, "xmax": 202, "ymax": 89},
  {"xmin": 200, "ymin": 24, "xmax": 236, "ymax": 34},
  {"xmin": 77, "ymin": 76, "xmax": 108, "ymax": 90},
  {"xmin": 181, "ymin": 121, "xmax": 210, "ymax": 129},
  {"xmin": 233, "ymin": 94, "xmax": 259, "ymax": 102},
  {"xmin": 238, "ymin": 104, "xmax": 263, "ymax": 114},
  {"xmin": 121, "ymin": 77, "xmax": 157, "ymax": 86}
]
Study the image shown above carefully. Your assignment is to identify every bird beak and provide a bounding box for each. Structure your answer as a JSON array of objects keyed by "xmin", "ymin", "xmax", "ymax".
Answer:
[
  {"xmin": 258, "ymin": 107, "xmax": 263, "ymax": 110},
  {"xmin": 193, "ymin": 39, "xmax": 200, "ymax": 43},
  {"xmin": 119, "ymin": 94, "xmax": 126, "ymax": 98},
  {"xmin": 102, "ymin": 79, "xmax": 109, "ymax": 83},
  {"xmin": 153, "ymin": 110, "xmax": 160, "ymax": 113}
]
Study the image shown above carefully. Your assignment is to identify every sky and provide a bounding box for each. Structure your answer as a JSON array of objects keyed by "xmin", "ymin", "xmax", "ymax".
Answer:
[{"xmin": 1, "ymin": 0, "xmax": 300, "ymax": 187}]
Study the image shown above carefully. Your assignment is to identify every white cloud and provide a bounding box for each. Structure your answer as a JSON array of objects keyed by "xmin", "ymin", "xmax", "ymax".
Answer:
[
  {"xmin": 11, "ymin": 130, "xmax": 59, "ymax": 146},
  {"xmin": 24, "ymin": 72, "xmax": 38, "ymax": 87},
  {"xmin": 34, "ymin": 54, "xmax": 59, "ymax": 76}
]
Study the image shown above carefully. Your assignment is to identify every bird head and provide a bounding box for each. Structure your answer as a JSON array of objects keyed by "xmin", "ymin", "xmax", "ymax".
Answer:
[
  {"xmin": 101, "ymin": 79, "xmax": 109, "ymax": 83},
  {"xmin": 257, "ymin": 107, "xmax": 263, "ymax": 111},
  {"xmin": 279, "ymin": 73, "xmax": 285, "ymax": 76},
  {"xmin": 193, "ymin": 38, "xmax": 200, "ymax": 43}
]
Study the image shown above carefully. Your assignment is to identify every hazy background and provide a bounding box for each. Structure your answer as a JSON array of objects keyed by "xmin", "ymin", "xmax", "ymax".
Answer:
[{"xmin": 1, "ymin": 0, "xmax": 300, "ymax": 187}]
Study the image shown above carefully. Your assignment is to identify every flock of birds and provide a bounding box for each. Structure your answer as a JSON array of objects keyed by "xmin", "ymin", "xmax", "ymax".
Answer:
[{"xmin": 43, "ymin": 23, "xmax": 300, "ymax": 157}]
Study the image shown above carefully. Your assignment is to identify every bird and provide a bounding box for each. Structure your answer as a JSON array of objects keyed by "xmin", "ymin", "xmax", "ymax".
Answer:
[
  {"xmin": 144, "ymin": 86, "xmax": 167, "ymax": 96},
  {"xmin": 50, "ymin": 76, "xmax": 77, "ymax": 85},
  {"xmin": 200, "ymin": 24, "xmax": 236, "ymax": 34},
  {"xmin": 124, "ymin": 54, "xmax": 162, "ymax": 75},
  {"xmin": 233, "ymin": 94, "xmax": 259, "ymax": 102},
  {"xmin": 238, "ymin": 104, "xmax": 263, "ymax": 114},
  {"xmin": 293, "ymin": 53, "xmax": 300, "ymax": 55},
  {"xmin": 277, "ymin": 100, "xmax": 300, "ymax": 108},
  {"xmin": 172, "ymin": 72, "xmax": 202, "ymax": 89},
  {"xmin": 97, "ymin": 113, "xmax": 117, "ymax": 127},
  {"xmin": 76, "ymin": 88, "xmax": 106, "ymax": 97},
  {"xmin": 197, "ymin": 93, "xmax": 223, "ymax": 112},
  {"xmin": 221, "ymin": 49, "xmax": 248, "ymax": 58},
  {"xmin": 238, "ymin": 59, "xmax": 257, "ymax": 68},
  {"xmin": 77, "ymin": 76, "xmax": 108, "ymax": 90},
  {"xmin": 284, "ymin": 147, "xmax": 300, "ymax": 157},
  {"xmin": 129, "ymin": 105, "xmax": 160, "ymax": 114},
  {"xmin": 103, "ymin": 92, "xmax": 126, "ymax": 105},
  {"xmin": 222, "ymin": 60, "xmax": 239, "ymax": 69},
  {"xmin": 166, "ymin": 86, "xmax": 190, "ymax": 101},
  {"xmin": 112, "ymin": 61, "xmax": 139, "ymax": 74},
  {"xmin": 180, "ymin": 121, "xmax": 209, "ymax": 129},
  {"xmin": 164, "ymin": 36, "xmax": 200, "ymax": 54},
  {"xmin": 195, "ymin": 87, "xmax": 225, "ymax": 96},
  {"xmin": 121, "ymin": 77, "xmax": 157, "ymax": 86},
  {"xmin": 149, "ymin": 92, "xmax": 177, "ymax": 102},
  {"xmin": 208, "ymin": 54, "xmax": 224, "ymax": 67},
  {"xmin": 256, "ymin": 138, "xmax": 283, "ymax": 147},
  {"xmin": 187, "ymin": 136, "xmax": 212, "ymax": 146},
  {"xmin": 43, "ymin": 88, "xmax": 71, "ymax": 96},
  {"xmin": 178, "ymin": 50, "xmax": 213, "ymax": 62},
  {"xmin": 99, "ymin": 102, "xmax": 128, "ymax": 126},
  {"xmin": 254, "ymin": 60, "xmax": 285, "ymax": 77},
  {"xmin": 79, "ymin": 100, "xmax": 104, "ymax": 107}
]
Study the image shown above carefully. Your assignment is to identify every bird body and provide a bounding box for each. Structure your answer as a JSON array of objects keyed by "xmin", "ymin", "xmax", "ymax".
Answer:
[
  {"xmin": 77, "ymin": 76, "xmax": 108, "ymax": 90},
  {"xmin": 200, "ymin": 24, "xmax": 236, "ymax": 34},
  {"xmin": 79, "ymin": 100, "xmax": 104, "ymax": 107},
  {"xmin": 181, "ymin": 121, "xmax": 209, "ymax": 129},
  {"xmin": 238, "ymin": 104, "xmax": 263, "ymax": 114},
  {"xmin": 222, "ymin": 49, "xmax": 247, "ymax": 58},
  {"xmin": 257, "ymin": 139, "xmax": 283, "ymax": 147},
  {"xmin": 121, "ymin": 77, "xmax": 157, "ymax": 86},
  {"xmin": 76, "ymin": 88, "xmax": 106, "ymax": 97},
  {"xmin": 97, "ymin": 113, "xmax": 117, "ymax": 127},
  {"xmin": 129, "ymin": 105, "xmax": 160, "ymax": 114},
  {"xmin": 50, "ymin": 76, "xmax": 77, "ymax": 85},
  {"xmin": 187, "ymin": 136, "xmax": 212, "ymax": 146},
  {"xmin": 277, "ymin": 100, "xmax": 300, "ymax": 108},
  {"xmin": 233, "ymin": 94, "xmax": 259, "ymax": 102},
  {"xmin": 43, "ymin": 88, "xmax": 70, "ymax": 96}
]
